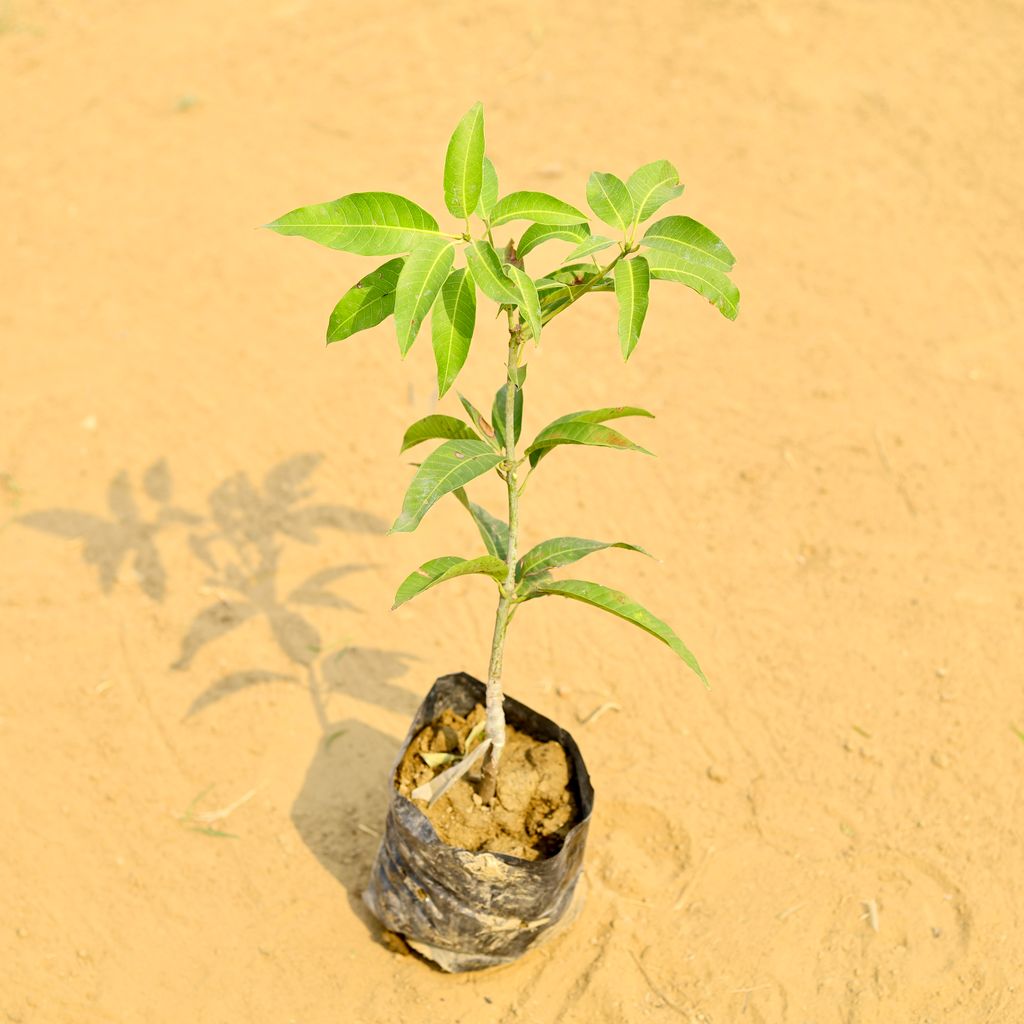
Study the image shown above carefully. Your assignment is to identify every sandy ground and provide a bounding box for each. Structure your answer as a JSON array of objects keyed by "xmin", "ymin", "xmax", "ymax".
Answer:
[{"xmin": 2, "ymin": 0, "xmax": 1024, "ymax": 1020}]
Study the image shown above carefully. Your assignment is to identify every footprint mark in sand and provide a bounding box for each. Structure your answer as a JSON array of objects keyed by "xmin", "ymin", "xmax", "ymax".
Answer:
[{"xmin": 592, "ymin": 800, "xmax": 691, "ymax": 901}]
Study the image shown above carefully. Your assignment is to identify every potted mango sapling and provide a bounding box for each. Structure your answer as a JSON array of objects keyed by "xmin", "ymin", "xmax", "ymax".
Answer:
[{"xmin": 268, "ymin": 103, "xmax": 739, "ymax": 971}]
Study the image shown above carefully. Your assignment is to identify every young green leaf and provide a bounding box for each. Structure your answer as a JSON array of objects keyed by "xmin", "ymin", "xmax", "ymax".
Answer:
[
  {"xmin": 475, "ymin": 157, "xmax": 499, "ymax": 220},
  {"xmin": 525, "ymin": 404, "xmax": 654, "ymax": 464},
  {"xmin": 491, "ymin": 382, "xmax": 523, "ymax": 450},
  {"xmin": 586, "ymin": 172, "xmax": 634, "ymax": 232},
  {"xmin": 489, "ymin": 191, "xmax": 588, "ymax": 227},
  {"xmin": 391, "ymin": 440, "xmax": 503, "ymax": 533},
  {"xmin": 458, "ymin": 393, "xmax": 497, "ymax": 445},
  {"xmin": 516, "ymin": 537, "xmax": 653, "ymax": 581},
  {"xmin": 431, "ymin": 268, "xmax": 476, "ymax": 398},
  {"xmin": 564, "ymin": 235, "xmax": 617, "ymax": 263},
  {"xmin": 394, "ymin": 237, "xmax": 455, "ymax": 355},
  {"xmin": 507, "ymin": 266, "xmax": 542, "ymax": 342},
  {"xmin": 645, "ymin": 249, "xmax": 740, "ymax": 320},
  {"xmin": 537, "ymin": 405, "xmax": 655, "ymax": 430},
  {"xmin": 464, "ymin": 240, "xmax": 521, "ymax": 305},
  {"xmin": 614, "ymin": 256, "xmax": 650, "ymax": 360},
  {"xmin": 452, "ymin": 488, "xmax": 509, "ymax": 560},
  {"xmin": 510, "ymin": 363, "xmax": 528, "ymax": 388},
  {"xmin": 525, "ymin": 419, "xmax": 653, "ymax": 467},
  {"xmin": 393, "ymin": 554, "xmax": 506, "ymax": 609},
  {"xmin": 521, "ymin": 579, "xmax": 706, "ymax": 684},
  {"xmin": 544, "ymin": 263, "xmax": 616, "ymax": 291},
  {"xmin": 267, "ymin": 192, "xmax": 440, "ymax": 256},
  {"xmin": 640, "ymin": 216, "xmax": 736, "ymax": 271},
  {"xmin": 443, "ymin": 103, "xmax": 485, "ymax": 219},
  {"xmin": 517, "ymin": 222, "xmax": 589, "ymax": 258},
  {"xmin": 400, "ymin": 414, "xmax": 479, "ymax": 453},
  {"xmin": 626, "ymin": 161, "xmax": 685, "ymax": 224},
  {"xmin": 327, "ymin": 257, "xmax": 405, "ymax": 343}
]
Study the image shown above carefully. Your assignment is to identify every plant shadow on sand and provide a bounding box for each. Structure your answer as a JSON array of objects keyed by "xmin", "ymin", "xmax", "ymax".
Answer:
[{"xmin": 20, "ymin": 453, "xmax": 421, "ymax": 930}]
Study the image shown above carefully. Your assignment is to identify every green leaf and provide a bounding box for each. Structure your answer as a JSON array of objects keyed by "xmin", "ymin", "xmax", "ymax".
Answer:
[
  {"xmin": 393, "ymin": 554, "xmax": 506, "ymax": 609},
  {"xmin": 464, "ymin": 240, "xmax": 520, "ymax": 305},
  {"xmin": 458, "ymin": 393, "xmax": 497, "ymax": 445},
  {"xmin": 394, "ymin": 237, "xmax": 455, "ymax": 355},
  {"xmin": 400, "ymin": 414, "xmax": 479, "ymax": 452},
  {"xmin": 489, "ymin": 191, "xmax": 588, "ymax": 227},
  {"xmin": 508, "ymin": 266, "xmax": 542, "ymax": 342},
  {"xmin": 443, "ymin": 102, "xmax": 485, "ymax": 219},
  {"xmin": 645, "ymin": 249, "xmax": 740, "ymax": 320},
  {"xmin": 517, "ymin": 222, "xmax": 589, "ymax": 258},
  {"xmin": 453, "ymin": 488, "xmax": 509, "ymax": 560},
  {"xmin": 640, "ymin": 216, "xmax": 735, "ymax": 271},
  {"xmin": 391, "ymin": 440, "xmax": 503, "ymax": 533},
  {"xmin": 614, "ymin": 256, "xmax": 650, "ymax": 360},
  {"xmin": 537, "ymin": 405, "xmax": 655, "ymax": 430},
  {"xmin": 475, "ymin": 157, "xmax": 499, "ymax": 219},
  {"xmin": 544, "ymin": 263, "xmax": 616, "ymax": 291},
  {"xmin": 326, "ymin": 258, "xmax": 404, "ymax": 343},
  {"xmin": 267, "ymin": 192, "xmax": 440, "ymax": 256},
  {"xmin": 523, "ymin": 580, "xmax": 706, "ymax": 683},
  {"xmin": 526, "ymin": 406, "xmax": 654, "ymax": 467},
  {"xmin": 491, "ymin": 382, "xmax": 523, "ymax": 449},
  {"xmin": 586, "ymin": 172, "xmax": 634, "ymax": 232},
  {"xmin": 564, "ymin": 235, "xmax": 617, "ymax": 263},
  {"xmin": 525, "ymin": 419, "xmax": 653, "ymax": 467},
  {"xmin": 431, "ymin": 268, "xmax": 476, "ymax": 398},
  {"xmin": 626, "ymin": 161, "xmax": 685, "ymax": 224},
  {"xmin": 517, "ymin": 537, "xmax": 653, "ymax": 581},
  {"xmin": 510, "ymin": 363, "xmax": 528, "ymax": 388}
]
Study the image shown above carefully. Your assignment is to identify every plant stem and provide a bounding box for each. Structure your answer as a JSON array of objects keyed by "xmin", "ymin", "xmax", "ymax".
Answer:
[
  {"xmin": 540, "ymin": 250, "xmax": 626, "ymax": 326},
  {"xmin": 479, "ymin": 323, "xmax": 524, "ymax": 804}
]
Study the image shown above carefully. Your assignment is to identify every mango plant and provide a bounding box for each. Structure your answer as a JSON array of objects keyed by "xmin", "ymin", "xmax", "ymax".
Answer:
[{"xmin": 268, "ymin": 103, "xmax": 739, "ymax": 801}]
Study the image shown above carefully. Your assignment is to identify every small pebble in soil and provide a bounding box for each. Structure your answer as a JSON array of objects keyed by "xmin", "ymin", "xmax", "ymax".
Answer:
[{"xmin": 706, "ymin": 765, "xmax": 728, "ymax": 783}]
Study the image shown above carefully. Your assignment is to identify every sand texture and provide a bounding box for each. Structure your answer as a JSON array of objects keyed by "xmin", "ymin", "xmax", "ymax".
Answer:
[{"xmin": 2, "ymin": 0, "xmax": 1024, "ymax": 1020}]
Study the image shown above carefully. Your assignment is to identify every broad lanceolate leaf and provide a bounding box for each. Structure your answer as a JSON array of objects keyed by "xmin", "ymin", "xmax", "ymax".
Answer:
[
  {"xmin": 640, "ymin": 216, "xmax": 736, "ymax": 271},
  {"xmin": 431, "ymin": 268, "xmax": 476, "ymax": 397},
  {"xmin": 327, "ymin": 258, "xmax": 405, "ymax": 343},
  {"xmin": 453, "ymin": 488, "xmax": 509, "ymax": 560},
  {"xmin": 508, "ymin": 266, "xmax": 542, "ymax": 342},
  {"xmin": 614, "ymin": 256, "xmax": 650, "ymax": 360},
  {"xmin": 522, "ymin": 579, "xmax": 706, "ymax": 684},
  {"xmin": 491, "ymin": 382, "xmax": 523, "ymax": 450},
  {"xmin": 444, "ymin": 102, "xmax": 485, "ymax": 219},
  {"xmin": 475, "ymin": 157, "xmax": 499, "ymax": 219},
  {"xmin": 393, "ymin": 554, "xmax": 506, "ymax": 609},
  {"xmin": 564, "ymin": 235, "xmax": 617, "ymax": 263},
  {"xmin": 464, "ymin": 240, "xmax": 520, "ymax": 305},
  {"xmin": 400, "ymin": 414, "xmax": 479, "ymax": 452},
  {"xmin": 517, "ymin": 222, "xmax": 589, "ymax": 258},
  {"xmin": 394, "ymin": 237, "xmax": 454, "ymax": 355},
  {"xmin": 626, "ymin": 161, "xmax": 685, "ymax": 224},
  {"xmin": 391, "ymin": 440, "xmax": 503, "ymax": 533},
  {"xmin": 526, "ymin": 406, "xmax": 654, "ymax": 467},
  {"xmin": 489, "ymin": 191, "xmax": 588, "ymax": 228},
  {"xmin": 586, "ymin": 172, "xmax": 634, "ymax": 232},
  {"xmin": 458, "ymin": 393, "xmax": 497, "ymax": 445},
  {"xmin": 525, "ymin": 419, "xmax": 653, "ymax": 467},
  {"xmin": 644, "ymin": 249, "xmax": 740, "ymax": 320},
  {"xmin": 516, "ymin": 537, "xmax": 652, "ymax": 581},
  {"xmin": 268, "ymin": 192, "xmax": 440, "ymax": 256}
]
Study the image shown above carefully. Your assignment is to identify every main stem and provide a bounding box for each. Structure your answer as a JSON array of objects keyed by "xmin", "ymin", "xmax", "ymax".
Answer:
[{"xmin": 478, "ymin": 324, "xmax": 524, "ymax": 804}]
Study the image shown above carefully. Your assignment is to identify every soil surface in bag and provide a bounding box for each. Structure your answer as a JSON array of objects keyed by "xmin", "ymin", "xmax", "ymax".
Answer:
[{"xmin": 396, "ymin": 703, "xmax": 580, "ymax": 861}]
